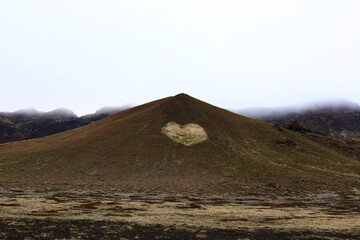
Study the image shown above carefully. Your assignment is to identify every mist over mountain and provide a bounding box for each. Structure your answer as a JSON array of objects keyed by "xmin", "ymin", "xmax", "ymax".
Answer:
[
  {"xmin": 0, "ymin": 106, "xmax": 129, "ymax": 143},
  {"xmin": 237, "ymin": 99, "xmax": 360, "ymax": 119},
  {"xmin": 13, "ymin": 108, "xmax": 42, "ymax": 116},
  {"xmin": 81, "ymin": 105, "xmax": 130, "ymax": 122},
  {"xmin": 94, "ymin": 106, "xmax": 130, "ymax": 115},
  {"xmin": 44, "ymin": 108, "xmax": 78, "ymax": 119},
  {"xmin": 237, "ymin": 100, "xmax": 360, "ymax": 140}
]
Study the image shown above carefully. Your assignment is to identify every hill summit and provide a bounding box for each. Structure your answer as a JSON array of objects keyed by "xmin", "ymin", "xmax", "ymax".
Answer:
[{"xmin": 0, "ymin": 94, "xmax": 359, "ymax": 194}]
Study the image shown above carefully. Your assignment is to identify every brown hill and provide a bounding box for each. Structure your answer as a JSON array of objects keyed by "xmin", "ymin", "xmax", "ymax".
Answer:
[{"xmin": 0, "ymin": 94, "xmax": 359, "ymax": 194}]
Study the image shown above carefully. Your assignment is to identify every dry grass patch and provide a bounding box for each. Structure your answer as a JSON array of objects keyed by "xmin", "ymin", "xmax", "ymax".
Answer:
[{"xmin": 161, "ymin": 122, "xmax": 208, "ymax": 146}]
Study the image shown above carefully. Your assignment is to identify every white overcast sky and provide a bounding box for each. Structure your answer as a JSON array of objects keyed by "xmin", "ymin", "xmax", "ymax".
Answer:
[{"xmin": 0, "ymin": 1, "xmax": 359, "ymax": 115}]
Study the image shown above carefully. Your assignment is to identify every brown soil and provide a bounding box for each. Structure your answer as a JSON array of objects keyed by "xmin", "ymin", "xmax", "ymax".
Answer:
[{"xmin": 0, "ymin": 187, "xmax": 359, "ymax": 240}]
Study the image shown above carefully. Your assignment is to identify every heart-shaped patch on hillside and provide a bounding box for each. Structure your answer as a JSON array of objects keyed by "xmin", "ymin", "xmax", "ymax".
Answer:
[{"xmin": 161, "ymin": 121, "xmax": 208, "ymax": 146}]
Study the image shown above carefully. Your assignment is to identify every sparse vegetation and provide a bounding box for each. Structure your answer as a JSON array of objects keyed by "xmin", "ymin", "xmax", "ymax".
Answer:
[{"xmin": 119, "ymin": 121, "xmax": 151, "ymax": 145}]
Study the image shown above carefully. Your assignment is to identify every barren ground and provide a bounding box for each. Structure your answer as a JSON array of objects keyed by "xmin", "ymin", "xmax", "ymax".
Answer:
[{"xmin": 0, "ymin": 186, "xmax": 359, "ymax": 239}]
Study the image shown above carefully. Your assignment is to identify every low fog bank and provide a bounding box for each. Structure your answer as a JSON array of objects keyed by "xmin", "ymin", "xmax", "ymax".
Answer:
[
  {"xmin": 80, "ymin": 105, "xmax": 131, "ymax": 120},
  {"xmin": 90, "ymin": 105, "xmax": 131, "ymax": 116},
  {"xmin": 1, "ymin": 105, "xmax": 132, "ymax": 119},
  {"xmin": 236, "ymin": 99, "xmax": 360, "ymax": 120},
  {"xmin": 1, "ymin": 108, "xmax": 77, "ymax": 119},
  {"xmin": 3, "ymin": 99, "xmax": 360, "ymax": 122}
]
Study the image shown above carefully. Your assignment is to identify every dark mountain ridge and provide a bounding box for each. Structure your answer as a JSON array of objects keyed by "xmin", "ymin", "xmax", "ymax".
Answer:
[
  {"xmin": 238, "ymin": 100, "xmax": 360, "ymax": 140},
  {"xmin": 0, "ymin": 106, "xmax": 128, "ymax": 143},
  {"xmin": 3, "ymin": 99, "xmax": 360, "ymax": 144}
]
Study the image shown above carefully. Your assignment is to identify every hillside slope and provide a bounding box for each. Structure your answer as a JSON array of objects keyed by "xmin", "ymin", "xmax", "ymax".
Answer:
[{"xmin": 0, "ymin": 94, "xmax": 359, "ymax": 194}]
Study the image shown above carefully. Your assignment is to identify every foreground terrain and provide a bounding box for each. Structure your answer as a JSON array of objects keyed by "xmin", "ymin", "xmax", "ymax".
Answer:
[
  {"xmin": 0, "ymin": 186, "xmax": 359, "ymax": 239},
  {"xmin": 1, "ymin": 94, "xmax": 360, "ymax": 239}
]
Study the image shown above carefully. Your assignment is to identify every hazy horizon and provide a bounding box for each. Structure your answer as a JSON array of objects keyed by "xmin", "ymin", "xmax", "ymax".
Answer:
[
  {"xmin": 1, "ymin": 1, "xmax": 359, "ymax": 115},
  {"xmin": 1, "ymin": 95, "xmax": 359, "ymax": 118}
]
